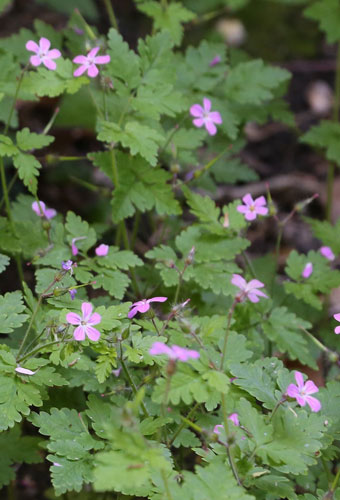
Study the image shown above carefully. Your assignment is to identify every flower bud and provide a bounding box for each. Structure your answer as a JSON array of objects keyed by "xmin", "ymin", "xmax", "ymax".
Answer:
[{"xmin": 42, "ymin": 220, "xmax": 51, "ymax": 231}]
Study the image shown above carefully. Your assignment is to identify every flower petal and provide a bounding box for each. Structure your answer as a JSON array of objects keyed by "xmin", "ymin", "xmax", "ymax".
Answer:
[
  {"xmin": 66, "ymin": 312, "xmax": 81, "ymax": 325},
  {"xmin": 149, "ymin": 342, "xmax": 173, "ymax": 357},
  {"xmin": 190, "ymin": 104, "xmax": 203, "ymax": 117},
  {"xmin": 88, "ymin": 47, "xmax": 100, "ymax": 58},
  {"xmin": 203, "ymin": 97, "xmax": 211, "ymax": 112},
  {"xmin": 242, "ymin": 193, "xmax": 253, "ymax": 206},
  {"xmin": 47, "ymin": 49, "xmax": 61, "ymax": 60},
  {"xmin": 39, "ymin": 37, "xmax": 51, "ymax": 52},
  {"xmin": 254, "ymin": 196, "xmax": 267, "ymax": 207},
  {"xmin": 304, "ymin": 380, "xmax": 319, "ymax": 395},
  {"xmin": 334, "ymin": 313, "xmax": 340, "ymax": 322},
  {"xmin": 85, "ymin": 325, "xmax": 101, "ymax": 341},
  {"xmin": 43, "ymin": 58, "xmax": 57, "ymax": 71},
  {"xmin": 26, "ymin": 40, "xmax": 39, "ymax": 53},
  {"xmin": 193, "ymin": 118, "xmax": 204, "ymax": 128},
  {"xmin": 44, "ymin": 208, "xmax": 57, "ymax": 219},
  {"xmin": 88, "ymin": 312, "xmax": 102, "ymax": 326},
  {"xmin": 148, "ymin": 297, "xmax": 168, "ymax": 304},
  {"xmin": 94, "ymin": 55, "xmax": 110, "ymax": 64},
  {"xmin": 294, "ymin": 371, "xmax": 305, "ymax": 390},
  {"xmin": 73, "ymin": 65, "xmax": 87, "ymax": 77},
  {"xmin": 255, "ymin": 206, "xmax": 268, "ymax": 216},
  {"xmin": 286, "ymin": 383, "xmax": 299, "ymax": 398},
  {"xmin": 32, "ymin": 201, "xmax": 45, "ymax": 216},
  {"xmin": 15, "ymin": 366, "xmax": 36, "ymax": 375},
  {"xmin": 128, "ymin": 306, "xmax": 139, "ymax": 319},
  {"xmin": 335, "ymin": 325, "xmax": 340, "ymax": 334},
  {"xmin": 247, "ymin": 279, "xmax": 265, "ymax": 290},
  {"xmin": 305, "ymin": 395, "xmax": 321, "ymax": 412},
  {"xmin": 87, "ymin": 64, "xmax": 99, "ymax": 78},
  {"xmin": 209, "ymin": 111, "xmax": 222, "ymax": 124},
  {"xmin": 30, "ymin": 55, "xmax": 42, "ymax": 67},
  {"xmin": 73, "ymin": 325, "xmax": 86, "ymax": 341},
  {"xmin": 73, "ymin": 55, "xmax": 88, "ymax": 64},
  {"xmin": 245, "ymin": 211, "xmax": 257, "ymax": 221},
  {"xmin": 205, "ymin": 120, "xmax": 217, "ymax": 135},
  {"xmin": 231, "ymin": 274, "xmax": 247, "ymax": 290},
  {"xmin": 236, "ymin": 205, "xmax": 248, "ymax": 214},
  {"xmin": 81, "ymin": 302, "xmax": 93, "ymax": 322}
]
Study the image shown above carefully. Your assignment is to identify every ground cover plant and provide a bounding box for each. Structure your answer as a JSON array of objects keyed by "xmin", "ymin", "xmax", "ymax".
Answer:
[{"xmin": 1, "ymin": 0, "xmax": 340, "ymax": 498}]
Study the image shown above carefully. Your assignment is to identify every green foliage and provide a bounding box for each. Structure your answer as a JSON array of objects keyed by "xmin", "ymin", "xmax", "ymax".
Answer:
[
  {"xmin": 0, "ymin": 291, "xmax": 28, "ymax": 334},
  {"xmin": 137, "ymin": 1, "xmax": 196, "ymax": 45},
  {"xmin": 301, "ymin": 121, "xmax": 340, "ymax": 167},
  {"xmin": 304, "ymin": 0, "xmax": 340, "ymax": 43},
  {"xmin": 306, "ymin": 216, "xmax": 340, "ymax": 254},
  {"xmin": 0, "ymin": 253, "xmax": 10, "ymax": 273},
  {"xmin": 284, "ymin": 250, "xmax": 340, "ymax": 309}
]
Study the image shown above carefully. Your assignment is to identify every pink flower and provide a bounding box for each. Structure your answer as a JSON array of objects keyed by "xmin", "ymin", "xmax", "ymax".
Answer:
[
  {"xmin": 302, "ymin": 262, "xmax": 313, "ymax": 279},
  {"xmin": 320, "ymin": 246, "xmax": 335, "ymax": 261},
  {"xmin": 231, "ymin": 274, "xmax": 268, "ymax": 303},
  {"xmin": 286, "ymin": 371, "xmax": 321, "ymax": 412},
  {"xmin": 213, "ymin": 414, "xmax": 239, "ymax": 435},
  {"xmin": 95, "ymin": 244, "xmax": 109, "ymax": 256},
  {"xmin": 128, "ymin": 297, "xmax": 168, "ymax": 319},
  {"xmin": 237, "ymin": 194, "xmax": 268, "ymax": 221},
  {"xmin": 71, "ymin": 236, "xmax": 86, "ymax": 256},
  {"xmin": 32, "ymin": 200, "xmax": 56, "ymax": 220},
  {"xmin": 15, "ymin": 366, "xmax": 36, "ymax": 375},
  {"xmin": 333, "ymin": 313, "xmax": 340, "ymax": 334},
  {"xmin": 149, "ymin": 341, "xmax": 200, "ymax": 361},
  {"xmin": 73, "ymin": 47, "xmax": 110, "ymax": 77},
  {"xmin": 190, "ymin": 98, "xmax": 222, "ymax": 136},
  {"xmin": 66, "ymin": 302, "xmax": 101, "ymax": 341},
  {"xmin": 209, "ymin": 55, "xmax": 221, "ymax": 67},
  {"xmin": 26, "ymin": 38, "xmax": 61, "ymax": 70}
]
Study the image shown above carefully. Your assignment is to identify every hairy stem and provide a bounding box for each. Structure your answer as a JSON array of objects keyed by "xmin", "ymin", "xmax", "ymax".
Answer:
[
  {"xmin": 221, "ymin": 393, "xmax": 242, "ymax": 486},
  {"xmin": 220, "ymin": 299, "xmax": 237, "ymax": 371},
  {"xmin": 120, "ymin": 358, "xmax": 149, "ymax": 417},
  {"xmin": 103, "ymin": 0, "xmax": 119, "ymax": 30}
]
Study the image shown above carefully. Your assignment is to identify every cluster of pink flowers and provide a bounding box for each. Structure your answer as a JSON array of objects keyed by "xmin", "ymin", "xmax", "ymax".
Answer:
[
  {"xmin": 231, "ymin": 274, "xmax": 268, "ymax": 303},
  {"xmin": 26, "ymin": 37, "xmax": 110, "ymax": 78}
]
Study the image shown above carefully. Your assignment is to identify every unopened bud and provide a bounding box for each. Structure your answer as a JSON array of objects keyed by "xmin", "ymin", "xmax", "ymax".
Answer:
[
  {"xmin": 166, "ymin": 359, "xmax": 176, "ymax": 376},
  {"xmin": 42, "ymin": 220, "xmax": 51, "ymax": 231},
  {"xmin": 53, "ymin": 287, "xmax": 65, "ymax": 296},
  {"xmin": 170, "ymin": 163, "xmax": 181, "ymax": 174},
  {"xmin": 295, "ymin": 193, "xmax": 319, "ymax": 213},
  {"xmin": 185, "ymin": 246, "xmax": 195, "ymax": 265}
]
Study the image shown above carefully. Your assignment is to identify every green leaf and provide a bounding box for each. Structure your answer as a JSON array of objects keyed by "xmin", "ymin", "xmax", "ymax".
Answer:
[
  {"xmin": 137, "ymin": 2, "xmax": 195, "ymax": 45},
  {"xmin": 13, "ymin": 152, "xmax": 41, "ymax": 194},
  {"xmin": 107, "ymin": 28, "xmax": 141, "ymax": 89},
  {"xmin": 92, "ymin": 269, "xmax": 130, "ymax": 300},
  {"xmin": 230, "ymin": 358, "xmax": 285, "ymax": 409},
  {"xmin": 305, "ymin": 216, "xmax": 340, "ymax": 254},
  {"xmin": 96, "ymin": 246, "xmax": 143, "ymax": 270},
  {"xmin": 225, "ymin": 59, "xmax": 291, "ymax": 105},
  {"xmin": 262, "ymin": 307, "xmax": 316, "ymax": 368},
  {"xmin": 47, "ymin": 454, "xmax": 94, "ymax": 495},
  {"xmin": 97, "ymin": 120, "xmax": 164, "ymax": 166},
  {"xmin": 16, "ymin": 128, "xmax": 54, "ymax": 151},
  {"xmin": 65, "ymin": 211, "xmax": 97, "ymax": 253},
  {"xmin": 0, "ymin": 291, "xmax": 28, "ymax": 334},
  {"xmin": 304, "ymin": 0, "xmax": 340, "ymax": 44},
  {"xmin": 0, "ymin": 425, "xmax": 42, "ymax": 487},
  {"xmin": 284, "ymin": 250, "xmax": 340, "ymax": 309},
  {"xmin": 0, "ymin": 135, "xmax": 19, "ymax": 156},
  {"xmin": 301, "ymin": 121, "xmax": 340, "ymax": 167},
  {"xmin": 0, "ymin": 253, "xmax": 10, "ymax": 273}
]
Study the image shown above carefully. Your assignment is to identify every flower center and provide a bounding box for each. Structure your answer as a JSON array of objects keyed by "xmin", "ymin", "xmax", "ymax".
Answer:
[{"xmin": 249, "ymin": 204, "xmax": 255, "ymax": 212}]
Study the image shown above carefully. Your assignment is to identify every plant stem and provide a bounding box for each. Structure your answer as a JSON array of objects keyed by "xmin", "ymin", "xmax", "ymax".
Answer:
[
  {"xmin": 16, "ymin": 276, "xmax": 61, "ymax": 359},
  {"xmin": 17, "ymin": 339, "xmax": 68, "ymax": 364},
  {"xmin": 326, "ymin": 42, "xmax": 340, "ymax": 221},
  {"xmin": 220, "ymin": 299, "xmax": 237, "ymax": 371},
  {"xmin": 160, "ymin": 469, "xmax": 173, "ymax": 500},
  {"xmin": 221, "ymin": 393, "xmax": 242, "ymax": 486},
  {"xmin": 169, "ymin": 403, "xmax": 199, "ymax": 445},
  {"xmin": 120, "ymin": 358, "xmax": 149, "ymax": 417},
  {"xmin": 269, "ymin": 397, "xmax": 286, "ymax": 421},
  {"xmin": 103, "ymin": 0, "xmax": 119, "ymax": 30},
  {"xmin": 321, "ymin": 455, "xmax": 333, "ymax": 488}
]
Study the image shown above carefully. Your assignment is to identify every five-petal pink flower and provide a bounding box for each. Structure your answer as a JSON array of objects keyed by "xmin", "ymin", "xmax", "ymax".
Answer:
[
  {"xmin": 149, "ymin": 341, "xmax": 200, "ymax": 362},
  {"xmin": 26, "ymin": 37, "xmax": 61, "ymax": 70},
  {"xmin": 286, "ymin": 371, "xmax": 321, "ymax": 412},
  {"xmin": 95, "ymin": 244, "xmax": 109, "ymax": 256},
  {"xmin": 73, "ymin": 47, "xmax": 110, "ymax": 78},
  {"xmin": 190, "ymin": 98, "xmax": 222, "ymax": 136},
  {"xmin": 231, "ymin": 274, "xmax": 268, "ymax": 303},
  {"xmin": 237, "ymin": 194, "xmax": 268, "ymax": 221},
  {"xmin": 32, "ymin": 200, "xmax": 56, "ymax": 220},
  {"xmin": 128, "ymin": 297, "xmax": 168, "ymax": 319},
  {"xmin": 66, "ymin": 302, "xmax": 101, "ymax": 341}
]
